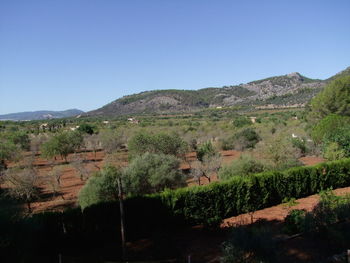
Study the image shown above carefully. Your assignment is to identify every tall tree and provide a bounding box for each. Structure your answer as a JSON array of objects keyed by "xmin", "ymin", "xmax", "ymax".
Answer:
[{"xmin": 309, "ymin": 76, "xmax": 350, "ymax": 122}]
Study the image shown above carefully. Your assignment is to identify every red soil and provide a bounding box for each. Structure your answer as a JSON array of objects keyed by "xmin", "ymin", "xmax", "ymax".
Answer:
[
  {"xmin": 222, "ymin": 186, "xmax": 350, "ymax": 227},
  {"xmin": 299, "ymin": 155, "xmax": 325, "ymax": 166},
  {"xmin": 4, "ymin": 149, "xmax": 326, "ymax": 213}
]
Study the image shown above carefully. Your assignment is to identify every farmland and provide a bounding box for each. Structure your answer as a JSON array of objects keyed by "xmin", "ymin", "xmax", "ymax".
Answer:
[{"xmin": 1, "ymin": 75, "xmax": 350, "ymax": 263}]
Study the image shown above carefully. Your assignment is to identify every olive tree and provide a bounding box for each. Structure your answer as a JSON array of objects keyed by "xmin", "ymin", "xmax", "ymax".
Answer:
[
  {"xmin": 128, "ymin": 132, "xmax": 188, "ymax": 158},
  {"xmin": 123, "ymin": 153, "xmax": 186, "ymax": 195},
  {"xmin": 0, "ymin": 140, "xmax": 19, "ymax": 171},
  {"xmin": 4, "ymin": 167, "xmax": 40, "ymax": 213},
  {"xmin": 191, "ymin": 153, "xmax": 221, "ymax": 184},
  {"xmin": 84, "ymin": 134, "xmax": 101, "ymax": 160},
  {"xmin": 78, "ymin": 166, "xmax": 121, "ymax": 209},
  {"xmin": 71, "ymin": 155, "xmax": 91, "ymax": 181},
  {"xmin": 99, "ymin": 129, "xmax": 126, "ymax": 154},
  {"xmin": 41, "ymin": 131, "xmax": 83, "ymax": 162}
]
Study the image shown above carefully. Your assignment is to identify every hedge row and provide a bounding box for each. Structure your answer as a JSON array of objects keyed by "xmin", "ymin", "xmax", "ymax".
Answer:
[
  {"xmin": 78, "ymin": 158, "xmax": 350, "ymax": 226},
  {"xmin": 3, "ymin": 159, "xmax": 350, "ymax": 262},
  {"xmin": 156, "ymin": 158, "xmax": 350, "ymax": 225}
]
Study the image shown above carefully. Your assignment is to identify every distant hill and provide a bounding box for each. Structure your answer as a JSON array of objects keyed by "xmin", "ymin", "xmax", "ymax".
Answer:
[
  {"xmin": 0, "ymin": 109, "xmax": 84, "ymax": 121},
  {"xmin": 86, "ymin": 66, "xmax": 349, "ymax": 117}
]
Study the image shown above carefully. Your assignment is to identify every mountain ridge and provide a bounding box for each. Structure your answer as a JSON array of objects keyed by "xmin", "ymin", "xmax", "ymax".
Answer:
[
  {"xmin": 0, "ymin": 109, "xmax": 84, "ymax": 121},
  {"xmin": 87, "ymin": 67, "xmax": 350, "ymax": 117}
]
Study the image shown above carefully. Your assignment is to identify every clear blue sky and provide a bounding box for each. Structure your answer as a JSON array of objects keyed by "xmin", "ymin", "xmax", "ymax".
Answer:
[{"xmin": 1, "ymin": 0, "xmax": 349, "ymax": 114}]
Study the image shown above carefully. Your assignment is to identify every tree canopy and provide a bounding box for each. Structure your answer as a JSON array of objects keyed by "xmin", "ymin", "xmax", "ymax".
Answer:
[
  {"xmin": 309, "ymin": 76, "xmax": 350, "ymax": 122},
  {"xmin": 78, "ymin": 166, "xmax": 121, "ymax": 209},
  {"xmin": 128, "ymin": 132, "xmax": 187, "ymax": 158},
  {"xmin": 311, "ymin": 114, "xmax": 350, "ymax": 143},
  {"xmin": 123, "ymin": 153, "xmax": 185, "ymax": 195},
  {"xmin": 41, "ymin": 131, "xmax": 83, "ymax": 161}
]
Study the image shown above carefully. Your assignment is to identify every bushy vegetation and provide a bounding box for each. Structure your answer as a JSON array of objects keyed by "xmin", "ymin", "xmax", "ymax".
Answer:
[
  {"xmin": 123, "ymin": 153, "xmax": 186, "ymax": 196},
  {"xmin": 221, "ymin": 226, "xmax": 277, "ymax": 263},
  {"xmin": 41, "ymin": 131, "xmax": 83, "ymax": 162},
  {"xmin": 219, "ymin": 154, "xmax": 266, "ymax": 180},
  {"xmin": 284, "ymin": 189, "xmax": 350, "ymax": 235},
  {"xmin": 220, "ymin": 128, "xmax": 260, "ymax": 151},
  {"xmin": 196, "ymin": 141, "xmax": 216, "ymax": 161},
  {"xmin": 311, "ymin": 114, "xmax": 350, "ymax": 143},
  {"xmin": 128, "ymin": 131, "xmax": 187, "ymax": 158},
  {"xmin": 232, "ymin": 116, "xmax": 252, "ymax": 128},
  {"xmin": 77, "ymin": 158, "xmax": 350, "ymax": 226},
  {"xmin": 309, "ymin": 75, "xmax": 350, "ymax": 122},
  {"xmin": 323, "ymin": 126, "xmax": 350, "ymax": 157},
  {"xmin": 78, "ymin": 166, "xmax": 121, "ymax": 209}
]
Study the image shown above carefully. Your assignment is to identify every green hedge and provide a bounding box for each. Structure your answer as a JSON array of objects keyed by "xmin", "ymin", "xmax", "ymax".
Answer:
[
  {"xmin": 156, "ymin": 158, "xmax": 350, "ymax": 225},
  {"xmin": 3, "ymin": 159, "xmax": 350, "ymax": 261},
  {"xmin": 81, "ymin": 158, "xmax": 350, "ymax": 226}
]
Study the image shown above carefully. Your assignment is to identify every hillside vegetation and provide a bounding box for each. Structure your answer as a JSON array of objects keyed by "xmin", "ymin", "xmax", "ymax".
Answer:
[{"xmin": 86, "ymin": 67, "xmax": 350, "ymax": 117}]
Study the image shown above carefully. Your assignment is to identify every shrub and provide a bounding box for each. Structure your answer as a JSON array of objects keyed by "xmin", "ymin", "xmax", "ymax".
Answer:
[
  {"xmin": 291, "ymin": 137, "xmax": 308, "ymax": 156},
  {"xmin": 311, "ymin": 114, "xmax": 350, "ymax": 143},
  {"xmin": 232, "ymin": 116, "xmax": 251, "ymax": 128},
  {"xmin": 196, "ymin": 141, "xmax": 216, "ymax": 161},
  {"xmin": 284, "ymin": 209, "xmax": 307, "ymax": 234},
  {"xmin": 77, "ymin": 123, "xmax": 95, "ymax": 135},
  {"xmin": 323, "ymin": 126, "xmax": 350, "ymax": 157},
  {"xmin": 257, "ymin": 136, "xmax": 302, "ymax": 170},
  {"xmin": 218, "ymin": 154, "xmax": 266, "ymax": 180},
  {"xmin": 221, "ymin": 226, "xmax": 277, "ymax": 263},
  {"xmin": 220, "ymin": 128, "xmax": 261, "ymax": 151},
  {"xmin": 323, "ymin": 142, "xmax": 346, "ymax": 161},
  {"xmin": 123, "ymin": 153, "xmax": 186, "ymax": 196},
  {"xmin": 283, "ymin": 190, "xmax": 350, "ymax": 235}
]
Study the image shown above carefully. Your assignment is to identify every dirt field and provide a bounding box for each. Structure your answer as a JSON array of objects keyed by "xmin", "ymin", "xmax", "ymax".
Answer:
[
  {"xmin": 4, "ymin": 149, "xmax": 325, "ymax": 213},
  {"xmin": 25, "ymin": 150, "xmax": 243, "ymax": 212}
]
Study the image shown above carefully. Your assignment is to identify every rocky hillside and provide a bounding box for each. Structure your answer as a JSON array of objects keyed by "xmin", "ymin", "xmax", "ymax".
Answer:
[{"xmin": 87, "ymin": 67, "xmax": 349, "ymax": 116}]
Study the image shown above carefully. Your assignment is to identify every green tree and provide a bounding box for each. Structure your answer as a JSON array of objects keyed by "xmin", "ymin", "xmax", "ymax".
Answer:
[
  {"xmin": 311, "ymin": 114, "xmax": 350, "ymax": 143},
  {"xmin": 5, "ymin": 131, "xmax": 30, "ymax": 151},
  {"xmin": 77, "ymin": 123, "xmax": 95, "ymax": 135},
  {"xmin": 0, "ymin": 139, "xmax": 20, "ymax": 171},
  {"xmin": 99, "ymin": 129, "xmax": 126, "ymax": 154},
  {"xmin": 309, "ymin": 76, "xmax": 350, "ymax": 122},
  {"xmin": 41, "ymin": 131, "xmax": 83, "ymax": 162},
  {"xmin": 78, "ymin": 166, "xmax": 121, "ymax": 209},
  {"xmin": 323, "ymin": 126, "xmax": 350, "ymax": 157},
  {"xmin": 128, "ymin": 132, "xmax": 187, "ymax": 158},
  {"xmin": 123, "ymin": 153, "xmax": 186, "ymax": 195}
]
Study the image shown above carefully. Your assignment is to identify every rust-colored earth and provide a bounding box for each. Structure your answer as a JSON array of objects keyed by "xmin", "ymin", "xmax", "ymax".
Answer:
[{"xmin": 4, "ymin": 150, "xmax": 326, "ymax": 213}]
